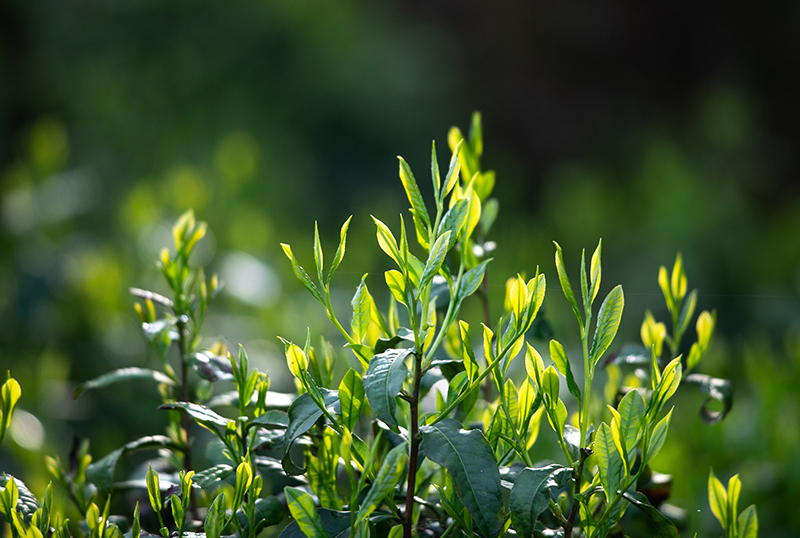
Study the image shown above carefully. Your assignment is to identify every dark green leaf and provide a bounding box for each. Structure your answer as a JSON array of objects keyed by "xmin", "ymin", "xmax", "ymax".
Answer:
[
  {"xmin": 279, "ymin": 509, "xmax": 351, "ymax": 538},
  {"xmin": 363, "ymin": 348, "xmax": 411, "ymax": 430},
  {"xmin": 0, "ymin": 475, "xmax": 39, "ymax": 522},
  {"xmin": 684, "ymin": 374, "xmax": 733, "ymax": 424},
  {"xmin": 187, "ymin": 352, "xmax": 234, "ymax": 382},
  {"xmin": 339, "ymin": 369, "xmax": 365, "ymax": 431},
  {"xmin": 193, "ymin": 464, "xmax": 234, "ymax": 489},
  {"xmin": 622, "ymin": 491, "xmax": 680, "ymax": 537},
  {"xmin": 251, "ymin": 409, "xmax": 290, "ymax": 428},
  {"xmin": 373, "ymin": 329, "xmax": 415, "ymax": 354},
  {"xmin": 87, "ymin": 436, "xmax": 177, "ymax": 493},
  {"xmin": 420, "ymin": 419, "xmax": 503, "ymax": 538},
  {"xmin": 509, "ymin": 464, "xmax": 567, "ymax": 538},
  {"xmin": 589, "ymin": 285, "xmax": 624, "ymax": 368},
  {"xmin": 235, "ymin": 496, "xmax": 284, "ymax": 537},
  {"xmin": 283, "ymin": 390, "xmax": 340, "ymax": 475},
  {"xmin": 75, "ymin": 368, "xmax": 176, "ymax": 399}
]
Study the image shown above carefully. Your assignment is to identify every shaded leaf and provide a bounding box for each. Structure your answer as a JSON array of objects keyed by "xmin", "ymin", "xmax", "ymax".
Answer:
[
  {"xmin": 193, "ymin": 464, "xmax": 234, "ymax": 490},
  {"xmin": 75, "ymin": 368, "xmax": 176, "ymax": 398},
  {"xmin": 595, "ymin": 423, "xmax": 623, "ymax": 502},
  {"xmin": 355, "ymin": 443, "xmax": 407, "ymax": 525},
  {"xmin": 235, "ymin": 496, "xmax": 284, "ymax": 537},
  {"xmin": 420, "ymin": 419, "xmax": 503, "ymax": 538},
  {"xmin": 549, "ymin": 340, "xmax": 580, "ymax": 401},
  {"xmin": 251, "ymin": 409, "xmax": 290, "ymax": 428},
  {"xmin": 509, "ymin": 464, "xmax": 567, "ymax": 538},
  {"xmin": 339, "ymin": 369, "xmax": 365, "ymax": 432},
  {"xmin": 363, "ymin": 348, "xmax": 411, "ymax": 429},
  {"xmin": 283, "ymin": 390, "xmax": 340, "ymax": 475},
  {"xmin": 622, "ymin": 491, "xmax": 680, "ymax": 538},
  {"xmin": 87, "ymin": 436, "xmax": 177, "ymax": 493},
  {"xmin": 279, "ymin": 509, "xmax": 351, "ymax": 538}
]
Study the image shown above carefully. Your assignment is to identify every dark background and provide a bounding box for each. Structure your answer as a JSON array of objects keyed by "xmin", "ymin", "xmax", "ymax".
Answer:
[{"xmin": 2, "ymin": 1, "xmax": 799, "ymax": 535}]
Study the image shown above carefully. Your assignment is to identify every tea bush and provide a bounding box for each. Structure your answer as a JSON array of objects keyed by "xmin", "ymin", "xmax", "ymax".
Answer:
[{"xmin": 1, "ymin": 114, "xmax": 757, "ymax": 538}]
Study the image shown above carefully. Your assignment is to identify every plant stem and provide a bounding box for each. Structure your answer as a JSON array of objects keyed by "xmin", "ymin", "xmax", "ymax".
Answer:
[
  {"xmin": 564, "ymin": 449, "xmax": 589, "ymax": 538},
  {"xmin": 403, "ymin": 351, "xmax": 423, "ymax": 538},
  {"xmin": 480, "ymin": 271, "xmax": 492, "ymax": 402},
  {"xmin": 176, "ymin": 316, "xmax": 198, "ymax": 522}
]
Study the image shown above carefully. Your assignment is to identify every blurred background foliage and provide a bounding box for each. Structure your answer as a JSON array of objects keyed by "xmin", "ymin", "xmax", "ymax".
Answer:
[{"xmin": 1, "ymin": 0, "xmax": 799, "ymax": 536}]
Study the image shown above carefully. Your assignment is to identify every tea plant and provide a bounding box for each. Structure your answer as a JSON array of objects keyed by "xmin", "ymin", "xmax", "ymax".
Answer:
[{"xmin": 0, "ymin": 113, "xmax": 757, "ymax": 538}]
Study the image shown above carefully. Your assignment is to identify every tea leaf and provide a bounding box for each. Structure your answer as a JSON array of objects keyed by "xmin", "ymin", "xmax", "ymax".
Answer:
[
  {"xmin": 622, "ymin": 491, "xmax": 680, "ymax": 537},
  {"xmin": 616, "ymin": 389, "xmax": 645, "ymax": 450},
  {"xmin": 159, "ymin": 402, "xmax": 232, "ymax": 429},
  {"xmin": 420, "ymin": 419, "xmax": 503, "ymax": 538},
  {"xmin": 282, "ymin": 243, "xmax": 325, "ymax": 305},
  {"xmin": 279, "ymin": 509, "xmax": 351, "ymax": 538},
  {"xmin": 453, "ymin": 259, "xmax": 491, "ymax": 312},
  {"xmin": 328, "ymin": 217, "xmax": 353, "ymax": 286},
  {"xmin": 204, "ymin": 493, "xmax": 226, "ymax": 538},
  {"xmin": 351, "ymin": 275, "xmax": 372, "ymax": 343},
  {"xmin": 194, "ymin": 464, "xmax": 234, "ymax": 489},
  {"xmin": 363, "ymin": 348, "xmax": 411, "ymax": 430},
  {"xmin": 509, "ymin": 464, "xmax": 570, "ymax": 538},
  {"xmin": 286, "ymin": 487, "xmax": 328, "ymax": 538},
  {"xmin": 86, "ymin": 435, "xmax": 177, "ymax": 493},
  {"xmin": 590, "ymin": 285, "xmax": 624, "ymax": 368},
  {"xmin": 314, "ymin": 222, "xmax": 324, "ymax": 284},
  {"xmin": 355, "ymin": 442, "xmax": 407, "ymax": 525},
  {"xmin": 595, "ymin": 422, "xmax": 624, "ymax": 502},
  {"xmin": 549, "ymin": 340, "xmax": 580, "ymax": 401},
  {"xmin": 235, "ymin": 496, "xmax": 284, "ymax": 537},
  {"xmin": 437, "ymin": 199, "xmax": 469, "ymax": 249},
  {"xmin": 589, "ymin": 239, "xmax": 602, "ymax": 305},
  {"xmin": 283, "ymin": 390, "xmax": 340, "ymax": 475},
  {"xmin": 74, "ymin": 368, "xmax": 178, "ymax": 399},
  {"xmin": 646, "ymin": 408, "xmax": 673, "ymax": 463},
  {"xmin": 338, "ymin": 369, "xmax": 365, "ymax": 431},
  {"xmin": 738, "ymin": 505, "xmax": 758, "ymax": 538},
  {"xmin": 420, "ymin": 230, "xmax": 451, "ymax": 290},
  {"xmin": 554, "ymin": 242, "xmax": 583, "ymax": 329},
  {"xmin": 708, "ymin": 468, "xmax": 728, "ymax": 530},
  {"xmin": 398, "ymin": 156, "xmax": 431, "ymax": 230}
]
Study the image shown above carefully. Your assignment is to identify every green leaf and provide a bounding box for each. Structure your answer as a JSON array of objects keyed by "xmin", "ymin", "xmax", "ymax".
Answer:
[
  {"xmin": 509, "ymin": 465, "xmax": 570, "ymax": 538},
  {"xmin": 549, "ymin": 340, "xmax": 580, "ymax": 401},
  {"xmin": 351, "ymin": 275, "xmax": 372, "ymax": 343},
  {"xmin": 589, "ymin": 239, "xmax": 602, "ymax": 305},
  {"xmin": 438, "ymin": 199, "xmax": 469, "ymax": 249},
  {"xmin": 431, "ymin": 141, "xmax": 442, "ymax": 199},
  {"xmin": 74, "ymin": 368, "xmax": 177, "ymax": 398},
  {"xmin": 194, "ymin": 464, "xmax": 234, "ymax": 489},
  {"xmin": 420, "ymin": 419, "xmax": 503, "ymax": 538},
  {"xmin": 86, "ymin": 435, "xmax": 177, "ymax": 493},
  {"xmin": 398, "ymin": 156, "xmax": 431, "ymax": 229},
  {"xmin": 355, "ymin": 442, "xmax": 407, "ymax": 525},
  {"xmin": 420, "ymin": 231, "xmax": 452, "ymax": 290},
  {"xmin": 283, "ymin": 390, "xmax": 340, "ymax": 475},
  {"xmin": 235, "ymin": 496, "xmax": 284, "ymax": 537},
  {"xmin": 677, "ymin": 289, "xmax": 698, "ymax": 339},
  {"xmin": 616, "ymin": 389, "xmax": 645, "ymax": 450},
  {"xmin": 385, "ymin": 270, "xmax": 407, "ymax": 306},
  {"xmin": 159, "ymin": 402, "xmax": 232, "ymax": 433},
  {"xmin": 622, "ymin": 491, "xmax": 680, "ymax": 537},
  {"xmin": 541, "ymin": 366, "xmax": 559, "ymax": 403},
  {"xmin": 314, "ymin": 222, "xmax": 324, "ymax": 284},
  {"xmin": 204, "ymin": 493, "xmax": 226, "ymax": 538},
  {"xmin": 146, "ymin": 465, "xmax": 161, "ymax": 513},
  {"xmin": 684, "ymin": 374, "xmax": 733, "ymax": 424},
  {"xmin": 480, "ymin": 198, "xmax": 499, "ymax": 235},
  {"xmin": 327, "ymin": 217, "xmax": 352, "ymax": 286},
  {"xmin": 338, "ymin": 369, "xmax": 365, "ymax": 432},
  {"xmin": 281, "ymin": 244, "xmax": 325, "ymax": 305},
  {"xmin": 738, "ymin": 505, "xmax": 758, "ymax": 538},
  {"xmin": 371, "ymin": 217, "xmax": 402, "ymax": 268},
  {"xmin": 0, "ymin": 475, "xmax": 38, "ymax": 522},
  {"xmin": 708, "ymin": 468, "xmax": 728, "ymax": 530},
  {"xmin": 279, "ymin": 509, "xmax": 351, "ymax": 538},
  {"xmin": 442, "ymin": 141, "xmax": 462, "ymax": 198},
  {"xmin": 553, "ymin": 242, "xmax": 583, "ymax": 329},
  {"xmin": 453, "ymin": 259, "xmax": 491, "ymax": 313},
  {"xmin": 595, "ymin": 423, "xmax": 624, "ymax": 502},
  {"xmin": 646, "ymin": 408, "xmax": 673, "ymax": 463},
  {"xmin": 362, "ymin": 348, "xmax": 411, "ymax": 430},
  {"xmin": 589, "ymin": 285, "xmax": 624, "ymax": 368},
  {"xmin": 286, "ymin": 487, "xmax": 328, "ymax": 538},
  {"xmin": 251, "ymin": 409, "xmax": 290, "ymax": 428},
  {"xmin": 1, "ymin": 376, "xmax": 22, "ymax": 444}
]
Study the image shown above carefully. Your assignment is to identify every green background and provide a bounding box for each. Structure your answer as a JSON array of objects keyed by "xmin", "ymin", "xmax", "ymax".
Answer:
[{"xmin": 2, "ymin": 0, "xmax": 799, "ymax": 536}]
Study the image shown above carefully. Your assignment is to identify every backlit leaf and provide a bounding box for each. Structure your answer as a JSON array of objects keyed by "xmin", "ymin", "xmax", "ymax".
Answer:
[
  {"xmin": 589, "ymin": 285, "xmax": 624, "ymax": 368},
  {"xmin": 362, "ymin": 348, "xmax": 411, "ymax": 429}
]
